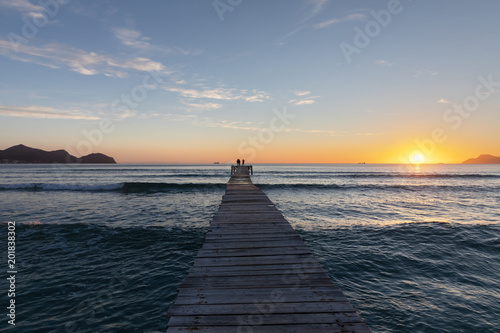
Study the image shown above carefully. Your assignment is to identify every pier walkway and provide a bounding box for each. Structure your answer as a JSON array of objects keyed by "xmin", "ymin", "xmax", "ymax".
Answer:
[{"xmin": 166, "ymin": 166, "xmax": 371, "ymax": 332}]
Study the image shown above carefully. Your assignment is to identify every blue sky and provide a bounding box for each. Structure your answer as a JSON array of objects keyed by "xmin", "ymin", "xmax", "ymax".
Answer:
[{"xmin": 1, "ymin": 0, "xmax": 499, "ymax": 163}]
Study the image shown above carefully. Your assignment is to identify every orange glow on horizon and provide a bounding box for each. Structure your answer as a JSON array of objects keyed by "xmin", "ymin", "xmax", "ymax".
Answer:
[
  {"xmin": 111, "ymin": 145, "xmax": 487, "ymax": 165},
  {"xmin": 84, "ymin": 131, "xmax": 498, "ymax": 165}
]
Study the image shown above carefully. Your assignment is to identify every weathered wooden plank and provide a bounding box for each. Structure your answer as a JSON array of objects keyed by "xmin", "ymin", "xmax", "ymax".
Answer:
[
  {"xmin": 210, "ymin": 217, "xmax": 284, "ymax": 222},
  {"xmin": 188, "ymin": 262, "xmax": 325, "ymax": 274},
  {"xmin": 174, "ymin": 288, "xmax": 348, "ymax": 304},
  {"xmin": 209, "ymin": 221, "xmax": 291, "ymax": 226},
  {"xmin": 211, "ymin": 217, "xmax": 286, "ymax": 222},
  {"xmin": 205, "ymin": 230, "xmax": 297, "ymax": 236},
  {"xmin": 187, "ymin": 269, "xmax": 328, "ymax": 280},
  {"xmin": 179, "ymin": 278, "xmax": 335, "ymax": 289},
  {"xmin": 203, "ymin": 234, "xmax": 302, "ymax": 242},
  {"xmin": 180, "ymin": 272, "xmax": 334, "ymax": 284},
  {"xmin": 167, "ymin": 312, "xmax": 364, "ymax": 326},
  {"xmin": 192, "ymin": 254, "xmax": 317, "ymax": 267},
  {"xmin": 205, "ymin": 230, "xmax": 297, "ymax": 237},
  {"xmin": 167, "ymin": 301, "xmax": 357, "ymax": 316},
  {"xmin": 221, "ymin": 199, "xmax": 273, "ymax": 204},
  {"xmin": 207, "ymin": 226, "xmax": 293, "ymax": 231},
  {"xmin": 196, "ymin": 247, "xmax": 312, "ymax": 258},
  {"xmin": 200, "ymin": 239, "xmax": 309, "ymax": 249},
  {"xmin": 210, "ymin": 221, "xmax": 290, "ymax": 226},
  {"xmin": 166, "ymin": 324, "xmax": 372, "ymax": 333},
  {"xmin": 218, "ymin": 204, "xmax": 276, "ymax": 208},
  {"xmin": 176, "ymin": 286, "xmax": 341, "ymax": 293},
  {"xmin": 214, "ymin": 212, "xmax": 283, "ymax": 215}
]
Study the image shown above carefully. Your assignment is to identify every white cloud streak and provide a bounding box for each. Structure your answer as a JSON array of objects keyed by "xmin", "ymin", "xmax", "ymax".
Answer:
[
  {"xmin": 111, "ymin": 26, "xmax": 201, "ymax": 56},
  {"xmin": 294, "ymin": 91, "xmax": 311, "ymax": 96},
  {"xmin": 0, "ymin": 38, "xmax": 172, "ymax": 78},
  {"xmin": 316, "ymin": 13, "xmax": 366, "ymax": 29},
  {"xmin": 294, "ymin": 99, "xmax": 316, "ymax": 105},
  {"xmin": 181, "ymin": 101, "xmax": 222, "ymax": 112},
  {"xmin": 374, "ymin": 60, "xmax": 394, "ymax": 67},
  {"xmin": 275, "ymin": 26, "xmax": 307, "ymax": 46},
  {"xmin": 414, "ymin": 69, "xmax": 439, "ymax": 77},
  {"xmin": 135, "ymin": 112, "xmax": 382, "ymax": 138},
  {"xmin": 0, "ymin": 103, "xmax": 100, "ymax": 120},
  {"xmin": 163, "ymin": 86, "xmax": 270, "ymax": 104},
  {"xmin": 111, "ymin": 27, "xmax": 152, "ymax": 49},
  {"xmin": 0, "ymin": 0, "xmax": 44, "ymax": 15},
  {"xmin": 200, "ymin": 118, "xmax": 380, "ymax": 137},
  {"xmin": 298, "ymin": 0, "xmax": 330, "ymax": 25},
  {"xmin": 289, "ymin": 94, "xmax": 319, "ymax": 106}
]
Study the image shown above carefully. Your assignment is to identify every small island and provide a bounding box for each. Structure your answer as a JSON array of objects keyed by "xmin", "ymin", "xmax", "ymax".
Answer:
[
  {"xmin": 0, "ymin": 144, "xmax": 116, "ymax": 164},
  {"xmin": 462, "ymin": 154, "xmax": 500, "ymax": 164}
]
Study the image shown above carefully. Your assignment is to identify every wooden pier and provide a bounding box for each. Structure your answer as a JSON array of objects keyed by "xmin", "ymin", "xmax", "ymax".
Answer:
[
  {"xmin": 231, "ymin": 164, "xmax": 253, "ymax": 175},
  {"xmin": 166, "ymin": 166, "xmax": 371, "ymax": 332}
]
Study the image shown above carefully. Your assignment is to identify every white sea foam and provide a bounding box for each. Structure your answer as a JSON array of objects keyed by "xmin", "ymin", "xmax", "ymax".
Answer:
[{"xmin": 0, "ymin": 183, "xmax": 124, "ymax": 191}]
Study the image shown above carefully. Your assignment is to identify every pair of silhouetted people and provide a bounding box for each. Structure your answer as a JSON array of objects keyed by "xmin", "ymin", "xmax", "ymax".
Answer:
[{"xmin": 236, "ymin": 159, "xmax": 245, "ymax": 166}]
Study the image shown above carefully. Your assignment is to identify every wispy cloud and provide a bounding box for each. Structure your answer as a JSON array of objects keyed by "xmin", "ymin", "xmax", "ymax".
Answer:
[
  {"xmin": 0, "ymin": 38, "xmax": 172, "ymax": 78},
  {"xmin": 294, "ymin": 91, "xmax": 311, "ymax": 96},
  {"xmin": 68, "ymin": 1, "xmax": 118, "ymax": 19},
  {"xmin": 414, "ymin": 69, "xmax": 439, "ymax": 77},
  {"xmin": 163, "ymin": 86, "xmax": 270, "ymax": 103},
  {"xmin": 275, "ymin": 26, "xmax": 307, "ymax": 46},
  {"xmin": 136, "ymin": 112, "xmax": 382, "ymax": 138},
  {"xmin": 291, "ymin": 99, "xmax": 316, "ymax": 105},
  {"xmin": 310, "ymin": 0, "xmax": 329, "ymax": 16},
  {"xmin": 278, "ymin": 1, "xmax": 363, "ymax": 45},
  {"xmin": 111, "ymin": 27, "xmax": 152, "ymax": 49},
  {"xmin": 0, "ymin": 0, "xmax": 44, "ymax": 16},
  {"xmin": 200, "ymin": 118, "xmax": 380, "ymax": 137},
  {"xmin": 181, "ymin": 101, "xmax": 223, "ymax": 112},
  {"xmin": 298, "ymin": 0, "xmax": 330, "ymax": 25},
  {"xmin": 137, "ymin": 112, "xmax": 197, "ymax": 122},
  {"xmin": 201, "ymin": 119, "xmax": 262, "ymax": 131},
  {"xmin": 374, "ymin": 59, "xmax": 394, "ymax": 67},
  {"xmin": 315, "ymin": 13, "xmax": 366, "ymax": 29},
  {"xmin": 0, "ymin": 103, "xmax": 100, "ymax": 120},
  {"xmin": 289, "ymin": 93, "xmax": 319, "ymax": 106},
  {"xmin": 438, "ymin": 98, "xmax": 451, "ymax": 104},
  {"xmin": 284, "ymin": 128, "xmax": 345, "ymax": 135},
  {"xmin": 111, "ymin": 26, "xmax": 202, "ymax": 56}
]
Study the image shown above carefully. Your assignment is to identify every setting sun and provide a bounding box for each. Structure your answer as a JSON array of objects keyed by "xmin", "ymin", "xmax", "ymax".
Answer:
[{"xmin": 410, "ymin": 152, "xmax": 425, "ymax": 164}]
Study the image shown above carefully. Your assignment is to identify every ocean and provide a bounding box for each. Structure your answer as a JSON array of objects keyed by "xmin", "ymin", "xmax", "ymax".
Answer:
[{"xmin": 0, "ymin": 163, "xmax": 499, "ymax": 332}]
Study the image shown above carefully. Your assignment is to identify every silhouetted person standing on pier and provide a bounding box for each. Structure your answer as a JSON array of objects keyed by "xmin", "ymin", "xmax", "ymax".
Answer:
[
  {"xmin": 236, "ymin": 159, "xmax": 240, "ymax": 166},
  {"xmin": 242, "ymin": 159, "xmax": 245, "ymax": 165}
]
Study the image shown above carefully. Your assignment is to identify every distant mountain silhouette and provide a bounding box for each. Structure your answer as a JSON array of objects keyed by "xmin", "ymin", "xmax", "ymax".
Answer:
[
  {"xmin": 80, "ymin": 153, "xmax": 116, "ymax": 164},
  {"xmin": 462, "ymin": 154, "xmax": 500, "ymax": 164},
  {"xmin": 0, "ymin": 144, "xmax": 116, "ymax": 164}
]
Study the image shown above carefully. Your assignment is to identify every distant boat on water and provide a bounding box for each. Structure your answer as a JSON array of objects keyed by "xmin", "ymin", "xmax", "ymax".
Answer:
[
  {"xmin": 213, "ymin": 162, "xmax": 220, "ymax": 164},
  {"xmin": 358, "ymin": 162, "xmax": 366, "ymax": 164}
]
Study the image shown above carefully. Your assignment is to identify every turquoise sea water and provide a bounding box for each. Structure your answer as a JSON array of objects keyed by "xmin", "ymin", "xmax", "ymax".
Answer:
[{"xmin": 0, "ymin": 164, "xmax": 499, "ymax": 332}]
